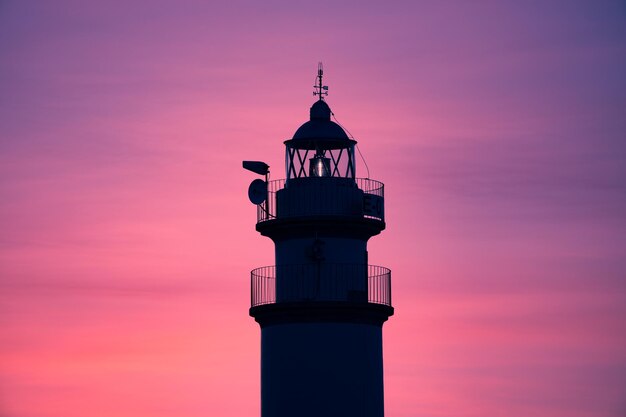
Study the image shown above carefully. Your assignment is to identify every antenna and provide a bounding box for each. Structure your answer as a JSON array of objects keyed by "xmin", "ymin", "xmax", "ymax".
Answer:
[
  {"xmin": 331, "ymin": 112, "xmax": 371, "ymax": 178},
  {"xmin": 313, "ymin": 62, "xmax": 328, "ymax": 100}
]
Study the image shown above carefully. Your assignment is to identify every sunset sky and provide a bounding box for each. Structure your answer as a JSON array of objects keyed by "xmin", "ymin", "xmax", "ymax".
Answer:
[{"xmin": 1, "ymin": 1, "xmax": 625, "ymax": 416}]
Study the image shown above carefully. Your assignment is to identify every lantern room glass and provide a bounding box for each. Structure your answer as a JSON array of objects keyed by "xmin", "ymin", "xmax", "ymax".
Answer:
[{"xmin": 285, "ymin": 145, "xmax": 356, "ymax": 182}]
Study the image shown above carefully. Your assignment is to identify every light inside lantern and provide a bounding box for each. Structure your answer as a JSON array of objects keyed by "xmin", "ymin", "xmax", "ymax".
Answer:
[{"xmin": 309, "ymin": 154, "xmax": 331, "ymax": 177}]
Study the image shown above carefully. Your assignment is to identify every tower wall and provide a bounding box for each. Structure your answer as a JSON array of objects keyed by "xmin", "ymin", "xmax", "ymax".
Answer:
[
  {"xmin": 261, "ymin": 322, "xmax": 384, "ymax": 417},
  {"xmin": 275, "ymin": 237, "xmax": 367, "ymax": 265}
]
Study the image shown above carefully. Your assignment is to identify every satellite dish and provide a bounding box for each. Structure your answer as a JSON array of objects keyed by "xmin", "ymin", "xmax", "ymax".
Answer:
[{"xmin": 248, "ymin": 179, "xmax": 267, "ymax": 205}]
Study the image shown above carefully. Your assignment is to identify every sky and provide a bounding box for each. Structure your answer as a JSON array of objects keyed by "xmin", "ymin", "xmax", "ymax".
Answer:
[{"xmin": 0, "ymin": 1, "xmax": 625, "ymax": 416}]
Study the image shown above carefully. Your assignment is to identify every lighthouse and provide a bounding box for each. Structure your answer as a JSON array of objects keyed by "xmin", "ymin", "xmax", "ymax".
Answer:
[{"xmin": 243, "ymin": 64, "xmax": 393, "ymax": 417}]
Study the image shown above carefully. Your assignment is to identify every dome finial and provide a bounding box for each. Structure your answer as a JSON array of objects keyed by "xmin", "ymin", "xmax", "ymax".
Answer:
[{"xmin": 313, "ymin": 62, "xmax": 328, "ymax": 100}]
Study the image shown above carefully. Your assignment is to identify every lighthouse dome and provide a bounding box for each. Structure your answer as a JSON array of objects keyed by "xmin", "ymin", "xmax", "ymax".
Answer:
[{"xmin": 291, "ymin": 100, "xmax": 350, "ymax": 143}]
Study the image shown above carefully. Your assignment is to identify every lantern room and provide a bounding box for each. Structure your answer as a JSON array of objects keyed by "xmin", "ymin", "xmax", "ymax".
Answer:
[
  {"xmin": 284, "ymin": 65, "xmax": 357, "ymax": 183},
  {"xmin": 284, "ymin": 99, "xmax": 356, "ymax": 182}
]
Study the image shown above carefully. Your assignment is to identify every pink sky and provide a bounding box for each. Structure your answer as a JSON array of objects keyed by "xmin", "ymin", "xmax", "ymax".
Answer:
[{"xmin": 1, "ymin": 1, "xmax": 625, "ymax": 416}]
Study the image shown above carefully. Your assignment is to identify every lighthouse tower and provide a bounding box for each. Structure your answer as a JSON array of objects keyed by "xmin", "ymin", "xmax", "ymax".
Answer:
[{"xmin": 244, "ymin": 64, "xmax": 393, "ymax": 417}]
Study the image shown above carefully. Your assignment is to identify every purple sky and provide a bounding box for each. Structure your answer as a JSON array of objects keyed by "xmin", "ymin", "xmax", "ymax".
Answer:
[{"xmin": 1, "ymin": 1, "xmax": 625, "ymax": 416}]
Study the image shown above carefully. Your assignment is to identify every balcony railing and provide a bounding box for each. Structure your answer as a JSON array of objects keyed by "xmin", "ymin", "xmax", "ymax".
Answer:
[
  {"xmin": 257, "ymin": 178, "xmax": 384, "ymax": 223},
  {"xmin": 251, "ymin": 263, "xmax": 391, "ymax": 307}
]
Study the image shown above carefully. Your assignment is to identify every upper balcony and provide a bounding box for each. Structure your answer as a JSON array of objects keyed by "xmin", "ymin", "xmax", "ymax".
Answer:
[{"xmin": 257, "ymin": 177, "xmax": 384, "ymax": 224}]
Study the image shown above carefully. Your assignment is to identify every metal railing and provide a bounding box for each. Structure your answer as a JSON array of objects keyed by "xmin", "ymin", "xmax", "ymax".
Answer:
[
  {"xmin": 251, "ymin": 263, "xmax": 391, "ymax": 307},
  {"xmin": 257, "ymin": 179, "xmax": 285, "ymax": 223},
  {"xmin": 257, "ymin": 178, "xmax": 384, "ymax": 223}
]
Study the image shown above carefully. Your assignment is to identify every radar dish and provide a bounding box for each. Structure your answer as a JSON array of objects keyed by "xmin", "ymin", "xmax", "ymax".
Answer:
[{"xmin": 248, "ymin": 179, "xmax": 267, "ymax": 205}]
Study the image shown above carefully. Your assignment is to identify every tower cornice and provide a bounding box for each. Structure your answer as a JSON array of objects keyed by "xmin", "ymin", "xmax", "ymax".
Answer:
[
  {"xmin": 256, "ymin": 215, "xmax": 385, "ymax": 240},
  {"xmin": 250, "ymin": 301, "xmax": 394, "ymax": 328}
]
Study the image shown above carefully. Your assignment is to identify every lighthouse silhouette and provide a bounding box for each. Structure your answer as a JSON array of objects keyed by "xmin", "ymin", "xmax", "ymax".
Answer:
[{"xmin": 244, "ymin": 64, "xmax": 393, "ymax": 417}]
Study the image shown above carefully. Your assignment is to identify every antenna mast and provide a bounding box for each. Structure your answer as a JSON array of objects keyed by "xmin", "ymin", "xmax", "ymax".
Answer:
[{"xmin": 313, "ymin": 62, "xmax": 328, "ymax": 100}]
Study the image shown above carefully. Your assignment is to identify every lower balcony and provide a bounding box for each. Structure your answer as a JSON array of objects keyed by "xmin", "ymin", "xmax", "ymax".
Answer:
[{"xmin": 251, "ymin": 263, "xmax": 391, "ymax": 308}]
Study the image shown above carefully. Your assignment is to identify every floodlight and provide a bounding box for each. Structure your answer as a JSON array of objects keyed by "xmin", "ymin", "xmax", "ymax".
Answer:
[{"xmin": 243, "ymin": 161, "xmax": 269, "ymax": 176}]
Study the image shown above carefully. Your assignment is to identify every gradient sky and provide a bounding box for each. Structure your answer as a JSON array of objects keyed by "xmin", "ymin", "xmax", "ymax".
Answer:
[{"xmin": 1, "ymin": 1, "xmax": 625, "ymax": 416}]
